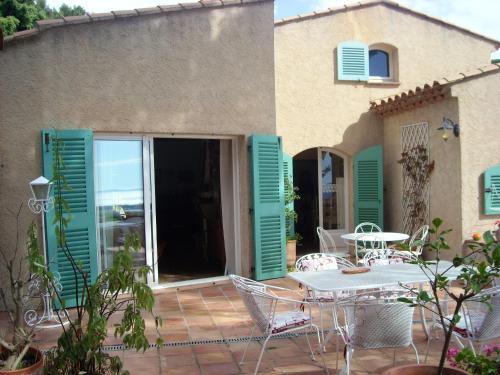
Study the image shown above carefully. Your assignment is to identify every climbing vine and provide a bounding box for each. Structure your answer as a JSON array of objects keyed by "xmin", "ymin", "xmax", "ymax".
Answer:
[{"xmin": 398, "ymin": 145, "xmax": 434, "ymax": 235}]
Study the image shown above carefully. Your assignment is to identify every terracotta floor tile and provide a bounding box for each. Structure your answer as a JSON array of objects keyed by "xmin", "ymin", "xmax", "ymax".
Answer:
[{"xmin": 200, "ymin": 362, "xmax": 241, "ymax": 375}]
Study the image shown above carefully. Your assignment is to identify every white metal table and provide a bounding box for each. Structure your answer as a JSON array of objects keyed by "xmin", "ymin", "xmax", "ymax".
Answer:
[
  {"xmin": 340, "ymin": 232, "xmax": 409, "ymax": 243},
  {"xmin": 288, "ymin": 262, "xmax": 461, "ymax": 347}
]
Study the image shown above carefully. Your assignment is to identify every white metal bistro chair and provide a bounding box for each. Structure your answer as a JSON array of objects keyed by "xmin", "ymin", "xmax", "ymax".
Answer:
[
  {"xmin": 295, "ymin": 253, "xmax": 355, "ymax": 360},
  {"xmin": 353, "ymin": 222, "xmax": 382, "ymax": 264},
  {"xmin": 335, "ymin": 290, "xmax": 419, "ymax": 375},
  {"xmin": 391, "ymin": 225, "xmax": 429, "ymax": 261},
  {"xmin": 229, "ymin": 275, "xmax": 325, "ymax": 375},
  {"xmin": 317, "ymin": 227, "xmax": 348, "ymax": 257},
  {"xmin": 431, "ymin": 285, "xmax": 500, "ymax": 356},
  {"xmin": 356, "ymin": 233, "xmax": 388, "ymax": 266}
]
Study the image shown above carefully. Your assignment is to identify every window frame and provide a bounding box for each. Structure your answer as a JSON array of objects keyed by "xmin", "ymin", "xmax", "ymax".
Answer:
[{"xmin": 368, "ymin": 43, "xmax": 398, "ymax": 83}]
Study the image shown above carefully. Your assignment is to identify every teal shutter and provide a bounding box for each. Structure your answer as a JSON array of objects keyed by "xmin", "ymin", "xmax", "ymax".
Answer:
[
  {"xmin": 283, "ymin": 153, "xmax": 295, "ymax": 239},
  {"xmin": 250, "ymin": 135, "xmax": 286, "ymax": 280},
  {"xmin": 485, "ymin": 165, "xmax": 500, "ymax": 215},
  {"xmin": 337, "ymin": 41, "xmax": 369, "ymax": 81},
  {"xmin": 354, "ymin": 145, "xmax": 384, "ymax": 229},
  {"xmin": 42, "ymin": 129, "xmax": 98, "ymax": 308}
]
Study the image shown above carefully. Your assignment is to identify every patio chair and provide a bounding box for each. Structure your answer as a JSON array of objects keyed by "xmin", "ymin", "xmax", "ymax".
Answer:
[
  {"xmin": 335, "ymin": 290, "xmax": 419, "ymax": 375},
  {"xmin": 353, "ymin": 222, "xmax": 382, "ymax": 264},
  {"xmin": 430, "ymin": 285, "xmax": 500, "ymax": 356},
  {"xmin": 391, "ymin": 225, "xmax": 429, "ymax": 260},
  {"xmin": 355, "ymin": 233, "xmax": 388, "ymax": 266},
  {"xmin": 295, "ymin": 253, "xmax": 355, "ymax": 365},
  {"xmin": 317, "ymin": 227, "xmax": 348, "ymax": 257},
  {"xmin": 229, "ymin": 274, "xmax": 324, "ymax": 375}
]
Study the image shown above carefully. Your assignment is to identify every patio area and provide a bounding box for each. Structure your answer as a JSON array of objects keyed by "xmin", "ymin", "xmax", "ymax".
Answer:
[{"xmin": 19, "ymin": 278, "xmax": 461, "ymax": 374}]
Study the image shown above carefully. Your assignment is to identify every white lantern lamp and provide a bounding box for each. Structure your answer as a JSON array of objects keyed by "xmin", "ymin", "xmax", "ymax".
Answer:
[{"xmin": 28, "ymin": 176, "xmax": 54, "ymax": 213}]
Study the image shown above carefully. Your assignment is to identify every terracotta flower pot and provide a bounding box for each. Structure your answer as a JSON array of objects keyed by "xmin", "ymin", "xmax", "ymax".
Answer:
[
  {"xmin": 381, "ymin": 364, "xmax": 469, "ymax": 375},
  {"xmin": 286, "ymin": 240, "xmax": 297, "ymax": 267},
  {"xmin": 0, "ymin": 347, "xmax": 43, "ymax": 375}
]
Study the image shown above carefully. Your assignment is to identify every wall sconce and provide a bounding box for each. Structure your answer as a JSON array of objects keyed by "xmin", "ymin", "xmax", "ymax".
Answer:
[{"xmin": 438, "ymin": 117, "xmax": 459, "ymax": 141}]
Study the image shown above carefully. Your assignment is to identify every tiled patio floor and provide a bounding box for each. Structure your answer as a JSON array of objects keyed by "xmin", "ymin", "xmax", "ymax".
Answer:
[{"xmin": 4, "ymin": 278, "xmax": 484, "ymax": 374}]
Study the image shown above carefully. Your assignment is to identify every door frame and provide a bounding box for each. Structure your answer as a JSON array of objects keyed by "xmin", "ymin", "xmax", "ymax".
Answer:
[
  {"xmin": 93, "ymin": 133, "xmax": 241, "ymax": 286},
  {"xmin": 317, "ymin": 147, "xmax": 350, "ymax": 241}
]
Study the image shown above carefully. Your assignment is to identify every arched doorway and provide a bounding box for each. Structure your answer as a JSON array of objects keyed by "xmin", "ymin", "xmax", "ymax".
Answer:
[{"xmin": 293, "ymin": 147, "xmax": 349, "ymax": 255}]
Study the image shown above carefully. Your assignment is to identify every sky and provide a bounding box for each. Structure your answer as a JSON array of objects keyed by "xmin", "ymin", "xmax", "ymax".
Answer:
[{"xmin": 46, "ymin": 0, "xmax": 500, "ymax": 43}]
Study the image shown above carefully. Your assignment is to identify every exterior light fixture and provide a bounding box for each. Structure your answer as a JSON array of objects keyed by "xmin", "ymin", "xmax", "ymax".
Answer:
[
  {"xmin": 438, "ymin": 117, "xmax": 459, "ymax": 141},
  {"xmin": 28, "ymin": 176, "xmax": 54, "ymax": 214}
]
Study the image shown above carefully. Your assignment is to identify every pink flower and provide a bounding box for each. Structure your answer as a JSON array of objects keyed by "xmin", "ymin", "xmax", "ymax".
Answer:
[{"xmin": 447, "ymin": 347, "xmax": 460, "ymax": 358}]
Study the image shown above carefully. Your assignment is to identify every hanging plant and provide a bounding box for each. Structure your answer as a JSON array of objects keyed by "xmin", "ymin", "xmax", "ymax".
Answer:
[{"xmin": 398, "ymin": 145, "xmax": 435, "ymax": 234}]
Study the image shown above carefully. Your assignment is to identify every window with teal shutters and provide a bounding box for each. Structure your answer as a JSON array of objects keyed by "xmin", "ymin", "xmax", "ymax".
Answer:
[
  {"xmin": 283, "ymin": 153, "xmax": 295, "ymax": 238},
  {"xmin": 337, "ymin": 41, "xmax": 369, "ymax": 81},
  {"xmin": 484, "ymin": 165, "xmax": 500, "ymax": 215},
  {"xmin": 42, "ymin": 129, "xmax": 98, "ymax": 308},
  {"xmin": 249, "ymin": 135, "xmax": 286, "ymax": 281},
  {"xmin": 354, "ymin": 145, "xmax": 384, "ymax": 229}
]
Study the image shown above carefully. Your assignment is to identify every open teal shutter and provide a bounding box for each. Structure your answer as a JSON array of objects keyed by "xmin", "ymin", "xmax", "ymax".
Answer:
[
  {"xmin": 485, "ymin": 165, "xmax": 500, "ymax": 215},
  {"xmin": 42, "ymin": 129, "xmax": 98, "ymax": 308},
  {"xmin": 337, "ymin": 41, "xmax": 369, "ymax": 81},
  {"xmin": 354, "ymin": 145, "xmax": 384, "ymax": 229},
  {"xmin": 283, "ymin": 153, "xmax": 295, "ymax": 239},
  {"xmin": 250, "ymin": 135, "xmax": 286, "ymax": 280}
]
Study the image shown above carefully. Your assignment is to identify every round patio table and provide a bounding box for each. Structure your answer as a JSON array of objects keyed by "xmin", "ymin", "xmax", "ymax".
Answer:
[{"xmin": 340, "ymin": 232, "xmax": 409, "ymax": 242}]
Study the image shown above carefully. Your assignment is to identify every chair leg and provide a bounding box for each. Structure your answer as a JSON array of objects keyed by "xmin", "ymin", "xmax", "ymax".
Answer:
[
  {"xmin": 309, "ymin": 325, "xmax": 330, "ymax": 375},
  {"xmin": 304, "ymin": 326, "xmax": 316, "ymax": 361},
  {"xmin": 393, "ymin": 349, "xmax": 396, "ymax": 366},
  {"xmin": 419, "ymin": 304, "xmax": 429, "ymax": 340},
  {"xmin": 240, "ymin": 325, "xmax": 256, "ymax": 365},
  {"xmin": 411, "ymin": 342, "xmax": 419, "ymax": 364},
  {"xmin": 254, "ymin": 334, "xmax": 271, "ymax": 375}
]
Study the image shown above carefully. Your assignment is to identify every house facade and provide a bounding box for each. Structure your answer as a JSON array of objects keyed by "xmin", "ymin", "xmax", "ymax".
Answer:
[{"xmin": 1, "ymin": 0, "xmax": 499, "ymax": 299}]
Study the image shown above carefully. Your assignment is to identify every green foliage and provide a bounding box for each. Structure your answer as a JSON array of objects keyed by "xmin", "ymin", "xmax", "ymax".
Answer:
[
  {"xmin": 284, "ymin": 177, "xmax": 301, "ymax": 241},
  {"xmin": 0, "ymin": 0, "xmax": 85, "ymax": 35},
  {"xmin": 397, "ymin": 218, "xmax": 500, "ymax": 375},
  {"xmin": 33, "ymin": 132, "xmax": 163, "ymax": 375},
  {"xmin": 448, "ymin": 346, "xmax": 500, "ymax": 375}
]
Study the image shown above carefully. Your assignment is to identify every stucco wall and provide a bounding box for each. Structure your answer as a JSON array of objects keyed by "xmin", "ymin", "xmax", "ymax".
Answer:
[
  {"xmin": 275, "ymin": 3, "xmax": 496, "ymax": 157},
  {"xmin": 0, "ymin": 2, "xmax": 275, "ymax": 278},
  {"xmin": 452, "ymin": 72, "xmax": 500, "ymax": 239},
  {"xmin": 383, "ymin": 98, "xmax": 462, "ymax": 259}
]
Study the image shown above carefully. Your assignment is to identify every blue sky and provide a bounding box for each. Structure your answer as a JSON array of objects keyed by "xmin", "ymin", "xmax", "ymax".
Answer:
[{"xmin": 46, "ymin": 0, "xmax": 500, "ymax": 42}]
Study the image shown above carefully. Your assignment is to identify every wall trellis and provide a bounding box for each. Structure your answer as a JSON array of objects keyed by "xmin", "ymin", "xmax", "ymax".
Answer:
[{"xmin": 400, "ymin": 122, "xmax": 430, "ymax": 235}]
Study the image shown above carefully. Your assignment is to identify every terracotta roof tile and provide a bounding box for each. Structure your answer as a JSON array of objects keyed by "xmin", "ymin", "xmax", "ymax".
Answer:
[
  {"xmin": 274, "ymin": 0, "xmax": 499, "ymax": 46},
  {"xmin": 370, "ymin": 63, "xmax": 500, "ymax": 117},
  {"xmin": 2, "ymin": 0, "xmax": 272, "ymax": 46}
]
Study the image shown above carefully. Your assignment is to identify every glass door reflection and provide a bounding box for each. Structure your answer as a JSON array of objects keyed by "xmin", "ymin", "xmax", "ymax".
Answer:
[
  {"xmin": 320, "ymin": 150, "xmax": 346, "ymax": 230},
  {"xmin": 95, "ymin": 139, "xmax": 146, "ymax": 270}
]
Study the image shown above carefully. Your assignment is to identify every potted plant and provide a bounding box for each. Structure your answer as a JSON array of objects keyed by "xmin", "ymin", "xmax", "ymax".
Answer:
[
  {"xmin": 30, "ymin": 135, "xmax": 163, "ymax": 375},
  {"xmin": 0, "ymin": 206, "xmax": 44, "ymax": 374},
  {"xmin": 446, "ymin": 345, "xmax": 499, "ymax": 374},
  {"xmin": 284, "ymin": 177, "xmax": 301, "ymax": 267},
  {"xmin": 383, "ymin": 218, "xmax": 500, "ymax": 375}
]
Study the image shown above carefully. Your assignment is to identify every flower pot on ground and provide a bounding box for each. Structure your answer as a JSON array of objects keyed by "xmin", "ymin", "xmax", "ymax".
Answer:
[
  {"xmin": 0, "ymin": 347, "xmax": 43, "ymax": 375},
  {"xmin": 286, "ymin": 239, "xmax": 297, "ymax": 267},
  {"xmin": 381, "ymin": 364, "xmax": 469, "ymax": 375}
]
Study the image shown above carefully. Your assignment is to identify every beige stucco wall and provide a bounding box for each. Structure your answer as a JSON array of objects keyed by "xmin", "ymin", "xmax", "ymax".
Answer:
[
  {"xmin": 0, "ymin": 1, "xmax": 275, "ymax": 278},
  {"xmin": 275, "ymin": 2, "xmax": 497, "ymax": 231},
  {"xmin": 383, "ymin": 98, "xmax": 462, "ymax": 259},
  {"xmin": 452, "ymin": 72, "xmax": 500, "ymax": 240}
]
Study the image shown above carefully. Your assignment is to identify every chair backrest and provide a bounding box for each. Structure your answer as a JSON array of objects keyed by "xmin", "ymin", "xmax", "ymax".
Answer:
[
  {"xmin": 357, "ymin": 233, "xmax": 387, "ymax": 252},
  {"xmin": 230, "ymin": 275, "xmax": 275, "ymax": 333},
  {"xmin": 354, "ymin": 222, "xmax": 382, "ymax": 234},
  {"xmin": 363, "ymin": 250, "xmax": 404, "ymax": 267},
  {"xmin": 295, "ymin": 253, "xmax": 354, "ymax": 272},
  {"xmin": 408, "ymin": 225, "xmax": 429, "ymax": 255},
  {"xmin": 316, "ymin": 227, "xmax": 337, "ymax": 254},
  {"xmin": 339, "ymin": 291, "xmax": 415, "ymax": 349},
  {"xmin": 463, "ymin": 286, "xmax": 500, "ymax": 341}
]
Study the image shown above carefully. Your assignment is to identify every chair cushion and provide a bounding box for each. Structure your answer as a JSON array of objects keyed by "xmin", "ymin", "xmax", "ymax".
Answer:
[
  {"xmin": 446, "ymin": 314, "xmax": 482, "ymax": 338},
  {"xmin": 367, "ymin": 257, "xmax": 404, "ymax": 266},
  {"xmin": 270, "ymin": 311, "xmax": 310, "ymax": 334},
  {"xmin": 304, "ymin": 290, "xmax": 351, "ymax": 303},
  {"xmin": 298, "ymin": 257, "xmax": 338, "ymax": 272}
]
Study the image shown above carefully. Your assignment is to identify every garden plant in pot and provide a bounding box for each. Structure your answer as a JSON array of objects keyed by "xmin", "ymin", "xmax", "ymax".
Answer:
[
  {"xmin": 0, "ymin": 206, "xmax": 44, "ymax": 374},
  {"xmin": 29, "ymin": 135, "xmax": 163, "ymax": 375},
  {"xmin": 385, "ymin": 218, "xmax": 500, "ymax": 375},
  {"xmin": 284, "ymin": 177, "xmax": 301, "ymax": 268}
]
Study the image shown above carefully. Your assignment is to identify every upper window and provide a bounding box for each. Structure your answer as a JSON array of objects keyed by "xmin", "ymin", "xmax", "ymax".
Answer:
[
  {"xmin": 337, "ymin": 41, "xmax": 397, "ymax": 83},
  {"xmin": 369, "ymin": 49, "xmax": 390, "ymax": 78}
]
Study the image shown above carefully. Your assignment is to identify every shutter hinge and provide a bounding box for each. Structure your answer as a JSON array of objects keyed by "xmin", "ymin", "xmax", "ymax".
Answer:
[
  {"xmin": 249, "ymin": 208, "xmax": 254, "ymax": 214},
  {"xmin": 44, "ymin": 133, "xmax": 50, "ymax": 153},
  {"xmin": 485, "ymin": 188, "xmax": 492, "ymax": 193}
]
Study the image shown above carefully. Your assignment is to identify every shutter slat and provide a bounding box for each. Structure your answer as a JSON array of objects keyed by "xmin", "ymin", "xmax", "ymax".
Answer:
[
  {"xmin": 338, "ymin": 41, "xmax": 369, "ymax": 81},
  {"xmin": 250, "ymin": 135, "xmax": 286, "ymax": 281},
  {"xmin": 485, "ymin": 165, "xmax": 500, "ymax": 214}
]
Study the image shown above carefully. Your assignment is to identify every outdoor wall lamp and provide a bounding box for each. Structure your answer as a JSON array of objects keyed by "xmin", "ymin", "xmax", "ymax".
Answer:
[
  {"xmin": 438, "ymin": 117, "xmax": 460, "ymax": 141},
  {"xmin": 28, "ymin": 176, "xmax": 54, "ymax": 213}
]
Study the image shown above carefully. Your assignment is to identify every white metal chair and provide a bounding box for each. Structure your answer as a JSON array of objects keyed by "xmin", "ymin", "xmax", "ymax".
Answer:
[
  {"xmin": 295, "ymin": 253, "xmax": 354, "ymax": 366},
  {"xmin": 356, "ymin": 233, "xmax": 388, "ymax": 266},
  {"xmin": 392, "ymin": 225, "xmax": 429, "ymax": 260},
  {"xmin": 436, "ymin": 285, "xmax": 500, "ymax": 355},
  {"xmin": 335, "ymin": 290, "xmax": 419, "ymax": 374},
  {"xmin": 353, "ymin": 222, "xmax": 382, "ymax": 264},
  {"xmin": 229, "ymin": 275, "xmax": 324, "ymax": 375},
  {"xmin": 317, "ymin": 227, "xmax": 348, "ymax": 257}
]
